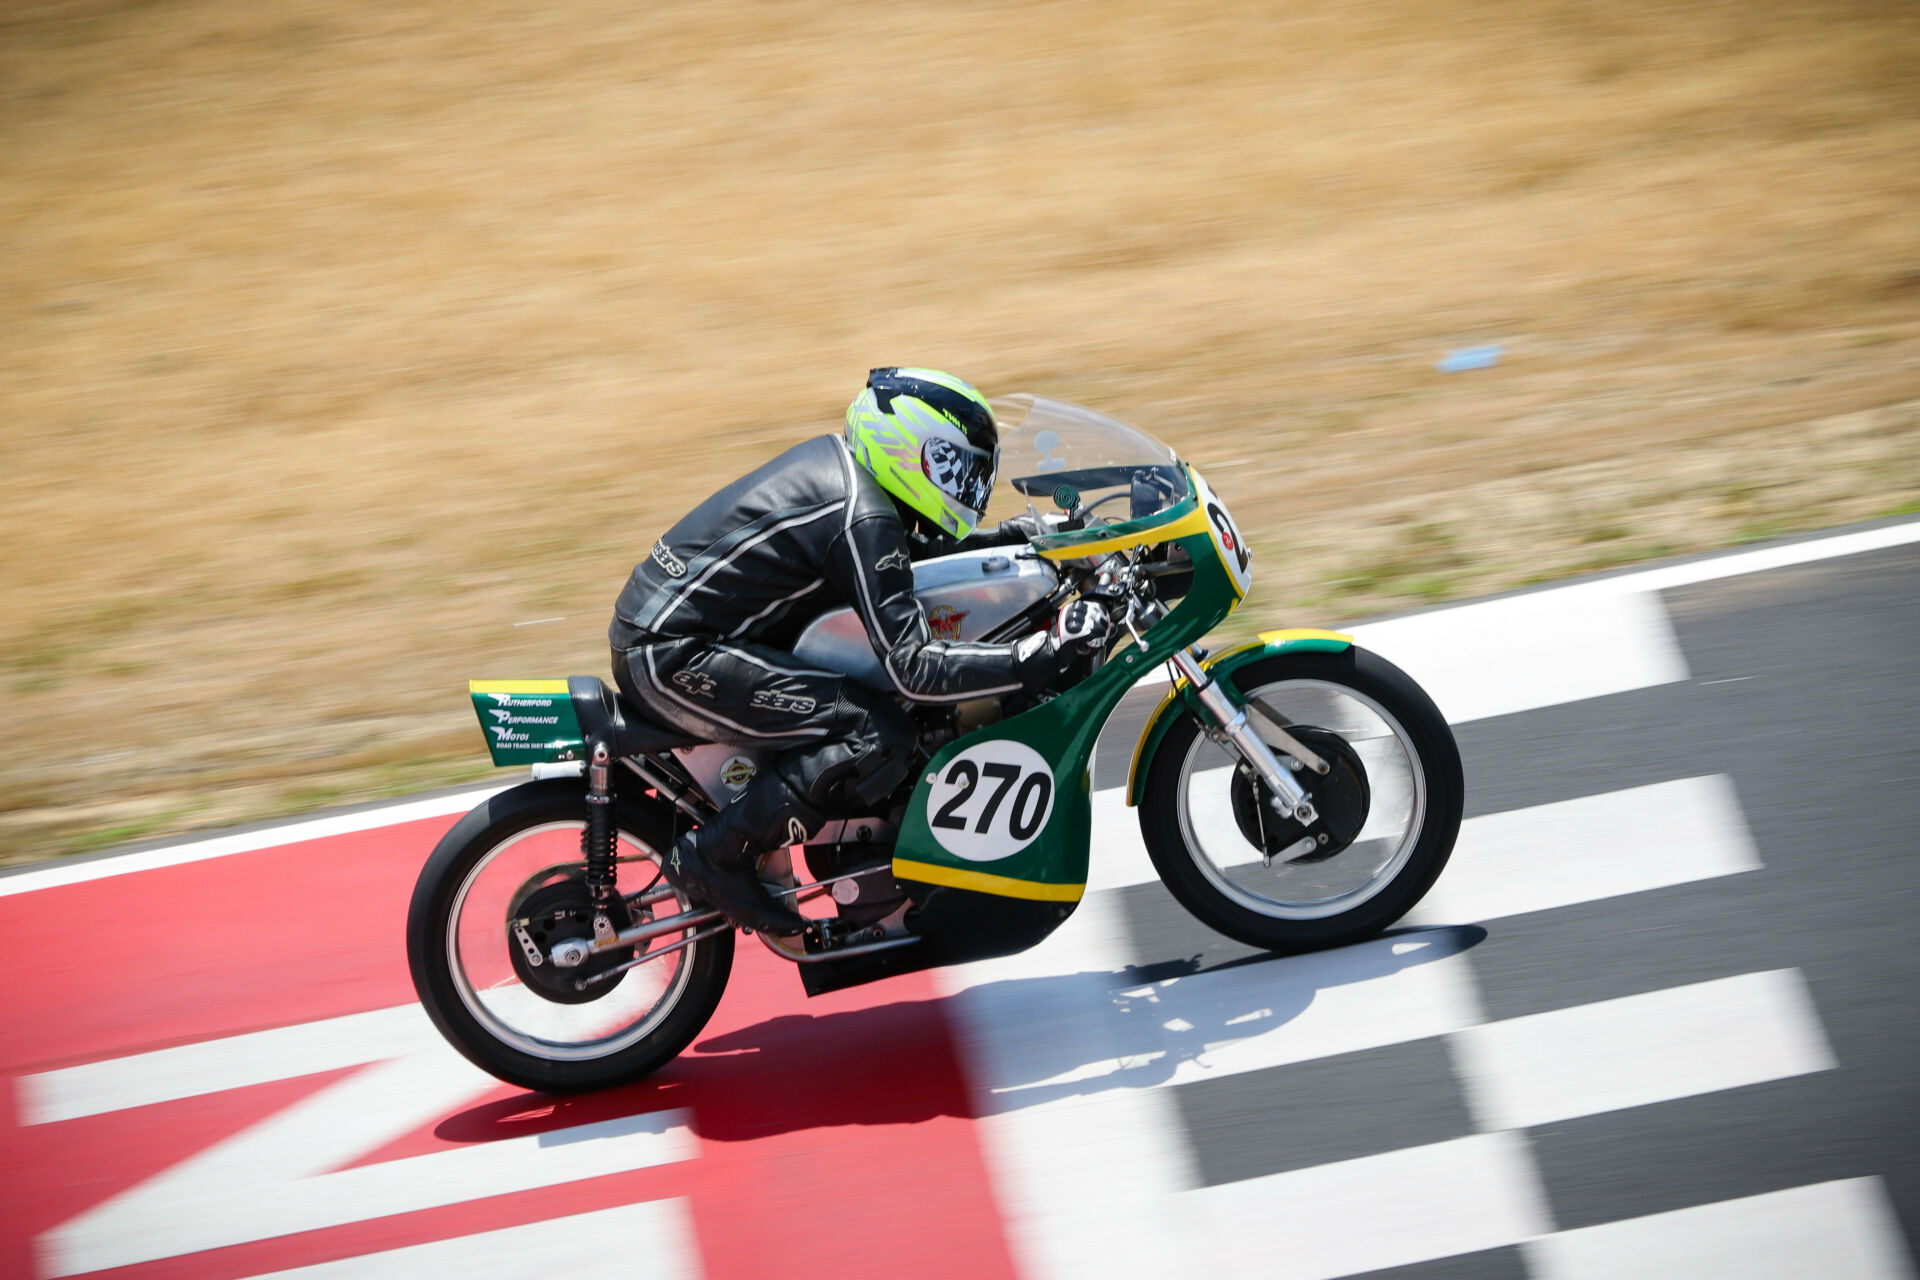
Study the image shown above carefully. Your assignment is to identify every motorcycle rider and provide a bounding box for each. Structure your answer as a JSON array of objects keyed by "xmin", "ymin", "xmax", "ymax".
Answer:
[{"xmin": 609, "ymin": 368, "xmax": 1108, "ymax": 936}]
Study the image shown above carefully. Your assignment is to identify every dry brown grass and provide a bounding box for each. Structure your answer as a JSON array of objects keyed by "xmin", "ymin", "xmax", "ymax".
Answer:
[{"xmin": 4, "ymin": 0, "xmax": 1918, "ymax": 862}]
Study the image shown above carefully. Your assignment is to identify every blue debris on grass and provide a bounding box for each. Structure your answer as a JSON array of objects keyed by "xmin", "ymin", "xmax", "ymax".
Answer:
[{"xmin": 1436, "ymin": 344, "xmax": 1503, "ymax": 372}]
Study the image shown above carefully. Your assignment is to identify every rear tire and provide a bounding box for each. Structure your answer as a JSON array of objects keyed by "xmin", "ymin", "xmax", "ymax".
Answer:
[
  {"xmin": 1138, "ymin": 647, "xmax": 1462, "ymax": 952},
  {"xmin": 407, "ymin": 779, "xmax": 734, "ymax": 1092}
]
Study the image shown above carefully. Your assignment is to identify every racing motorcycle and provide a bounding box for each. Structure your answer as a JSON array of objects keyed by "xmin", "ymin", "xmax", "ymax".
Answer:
[{"xmin": 406, "ymin": 395, "xmax": 1464, "ymax": 1092}]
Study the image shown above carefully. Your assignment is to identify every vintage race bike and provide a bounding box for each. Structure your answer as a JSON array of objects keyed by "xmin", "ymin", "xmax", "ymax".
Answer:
[{"xmin": 407, "ymin": 395, "xmax": 1464, "ymax": 1092}]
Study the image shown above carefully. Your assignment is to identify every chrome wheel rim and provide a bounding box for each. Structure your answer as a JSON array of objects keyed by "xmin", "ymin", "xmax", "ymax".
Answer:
[
  {"xmin": 1174, "ymin": 678, "xmax": 1427, "ymax": 920},
  {"xmin": 446, "ymin": 821, "xmax": 697, "ymax": 1061}
]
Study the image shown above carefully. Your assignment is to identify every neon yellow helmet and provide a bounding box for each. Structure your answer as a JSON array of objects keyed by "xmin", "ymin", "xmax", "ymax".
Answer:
[{"xmin": 845, "ymin": 367, "xmax": 999, "ymax": 538}]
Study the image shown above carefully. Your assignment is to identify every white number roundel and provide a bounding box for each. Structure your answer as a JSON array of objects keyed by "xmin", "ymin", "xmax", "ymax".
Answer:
[
  {"xmin": 925, "ymin": 740, "xmax": 1057, "ymax": 862},
  {"xmin": 1191, "ymin": 468, "xmax": 1253, "ymax": 597}
]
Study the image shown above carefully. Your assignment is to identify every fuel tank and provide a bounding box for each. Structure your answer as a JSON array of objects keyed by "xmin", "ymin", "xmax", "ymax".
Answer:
[{"xmin": 792, "ymin": 548, "xmax": 1058, "ymax": 688}]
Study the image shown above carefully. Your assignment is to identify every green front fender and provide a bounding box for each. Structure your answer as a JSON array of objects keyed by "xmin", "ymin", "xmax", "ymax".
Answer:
[{"xmin": 1124, "ymin": 628, "xmax": 1354, "ymax": 806}]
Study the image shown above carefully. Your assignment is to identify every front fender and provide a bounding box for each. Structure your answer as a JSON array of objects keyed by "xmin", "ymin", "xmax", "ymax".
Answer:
[{"xmin": 1124, "ymin": 628, "xmax": 1353, "ymax": 806}]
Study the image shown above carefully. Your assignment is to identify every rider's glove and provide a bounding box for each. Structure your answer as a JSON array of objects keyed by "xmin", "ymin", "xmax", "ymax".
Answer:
[
  {"xmin": 995, "ymin": 513, "xmax": 1054, "ymax": 543},
  {"xmin": 1013, "ymin": 630, "xmax": 1060, "ymax": 694},
  {"xmin": 1012, "ymin": 601, "xmax": 1111, "ymax": 695},
  {"xmin": 958, "ymin": 512, "xmax": 1053, "ymax": 552},
  {"xmin": 1053, "ymin": 599, "xmax": 1112, "ymax": 654}
]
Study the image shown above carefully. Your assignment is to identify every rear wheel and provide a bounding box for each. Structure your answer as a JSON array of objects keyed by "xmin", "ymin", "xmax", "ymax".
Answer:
[
  {"xmin": 1138, "ymin": 647, "xmax": 1462, "ymax": 952},
  {"xmin": 407, "ymin": 780, "xmax": 733, "ymax": 1092}
]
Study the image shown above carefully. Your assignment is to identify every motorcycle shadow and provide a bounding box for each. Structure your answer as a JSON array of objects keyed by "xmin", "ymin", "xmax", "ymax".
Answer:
[
  {"xmin": 946, "ymin": 923, "xmax": 1487, "ymax": 1116},
  {"xmin": 691, "ymin": 920, "xmax": 1484, "ymax": 1139},
  {"xmin": 433, "ymin": 922, "xmax": 1484, "ymax": 1146}
]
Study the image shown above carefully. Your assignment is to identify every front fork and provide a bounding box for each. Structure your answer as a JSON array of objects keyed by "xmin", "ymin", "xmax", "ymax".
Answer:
[{"xmin": 1166, "ymin": 646, "xmax": 1321, "ymax": 827}]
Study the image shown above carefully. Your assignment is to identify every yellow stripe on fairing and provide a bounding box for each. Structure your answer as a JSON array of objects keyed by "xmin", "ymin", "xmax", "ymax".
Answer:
[
  {"xmin": 892, "ymin": 858, "xmax": 1086, "ymax": 902},
  {"xmin": 1032, "ymin": 502, "xmax": 1213, "ymax": 562},
  {"xmin": 470, "ymin": 679, "xmax": 571, "ymax": 694},
  {"xmin": 1126, "ymin": 685, "xmax": 1183, "ymax": 808},
  {"xmin": 1257, "ymin": 627, "xmax": 1354, "ymax": 646}
]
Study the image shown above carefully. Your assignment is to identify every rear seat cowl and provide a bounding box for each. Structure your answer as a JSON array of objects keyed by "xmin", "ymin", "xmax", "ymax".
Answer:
[{"xmin": 567, "ymin": 675, "xmax": 704, "ymax": 756}]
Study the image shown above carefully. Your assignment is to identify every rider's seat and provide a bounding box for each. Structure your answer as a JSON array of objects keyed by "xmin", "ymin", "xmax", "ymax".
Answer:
[{"xmin": 567, "ymin": 676, "xmax": 703, "ymax": 757}]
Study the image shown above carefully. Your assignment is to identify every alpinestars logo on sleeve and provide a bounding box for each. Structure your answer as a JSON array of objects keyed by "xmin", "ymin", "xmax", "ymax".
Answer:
[
  {"xmin": 875, "ymin": 549, "xmax": 911, "ymax": 573},
  {"xmin": 651, "ymin": 539, "xmax": 688, "ymax": 578}
]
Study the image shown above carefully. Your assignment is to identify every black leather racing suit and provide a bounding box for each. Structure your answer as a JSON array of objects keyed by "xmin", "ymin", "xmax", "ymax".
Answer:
[{"xmin": 608, "ymin": 434, "xmax": 1053, "ymax": 875}]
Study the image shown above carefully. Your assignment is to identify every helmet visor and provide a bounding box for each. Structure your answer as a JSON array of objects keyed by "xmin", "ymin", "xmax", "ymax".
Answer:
[{"xmin": 922, "ymin": 436, "xmax": 997, "ymax": 519}]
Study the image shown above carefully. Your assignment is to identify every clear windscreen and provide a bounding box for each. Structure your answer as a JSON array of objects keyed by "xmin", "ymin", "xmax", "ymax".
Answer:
[{"xmin": 987, "ymin": 395, "xmax": 1191, "ymax": 528}]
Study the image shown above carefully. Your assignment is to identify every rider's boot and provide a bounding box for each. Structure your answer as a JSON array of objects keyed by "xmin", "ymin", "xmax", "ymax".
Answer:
[{"xmin": 660, "ymin": 768, "xmax": 821, "ymax": 936}]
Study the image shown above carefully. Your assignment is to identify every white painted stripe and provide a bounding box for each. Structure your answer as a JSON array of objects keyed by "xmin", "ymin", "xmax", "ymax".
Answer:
[
  {"xmin": 41, "ymin": 1043, "xmax": 694, "ymax": 1276},
  {"xmin": 1334, "ymin": 517, "xmax": 1920, "ymax": 722},
  {"xmin": 1449, "ymin": 968, "xmax": 1837, "ymax": 1132},
  {"xmin": 1190, "ymin": 1131, "xmax": 1554, "ymax": 1280},
  {"xmin": 1408, "ymin": 774, "xmax": 1760, "ymax": 925},
  {"xmin": 0, "ymin": 787, "xmax": 510, "ymax": 899},
  {"xmin": 1126, "ymin": 516, "xmax": 1920, "ymax": 693},
  {"xmin": 984, "ymin": 933, "xmax": 1487, "ymax": 1103},
  {"xmin": 1527, "ymin": 1177, "xmax": 1917, "ymax": 1280},
  {"xmin": 939, "ymin": 892, "xmax": 1485, "ymax": 1105},
  {"xmin": 974, "ymin": 1088, "xmax": 1211, "ymax": 1280},
  {"xmin": 19, "ymin": 1003, "xmax": 434, "ymax": 1124},
  {"xmin": 238, "ymin": 1199, "xmax": 704, "ymax": 1280},
  {"xmin": 29, "ymin": 1003, "xmax": 703, "ymax": 1276},
  {"xmin": 1086, "ymin": 783, "xmax": 1157, "ymax": 891},
  {"xmin": 1142, "ymin": 931, "xmax": 1485, "ymax": 1087},
  {"xmin": 934, "ymin": 895, "xmax": 1490, "ymax": 1280},
  {"xmin": 1349, "ymin": 584, "xmax": 1689, "ymax": 724},
  {"xmin": 934, "ymin": 893, "xmax": 1220, "ymax": 1279},
  {"xmin": 1093, "ymin": 774, "xmax": 1761, "ymax": 930},
  {"xmin": 1621, "ymin": 518, "xmax": 1920, "ymax": 592}
]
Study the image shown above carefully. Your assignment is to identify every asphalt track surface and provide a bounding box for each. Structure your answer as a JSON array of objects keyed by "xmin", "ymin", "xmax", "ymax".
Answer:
[{"xmin": 3, "ymin": 519, "xmax": 1918, "ymax": 1279}]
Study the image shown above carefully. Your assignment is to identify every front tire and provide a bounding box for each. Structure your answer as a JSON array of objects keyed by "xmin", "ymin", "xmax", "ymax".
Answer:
[
  {"xmin": 1138, "ymin": 647, "xmax": 1463, "ymax": 952},
  {"xmin": 407, "ymin": 779, "xmax": 734, "ymax": 1092}
]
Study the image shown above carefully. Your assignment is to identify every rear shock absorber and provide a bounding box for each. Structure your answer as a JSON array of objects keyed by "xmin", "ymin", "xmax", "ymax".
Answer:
[{"xmin": 581, "ymin": 740, "xmax": 617, "ymax": 909}]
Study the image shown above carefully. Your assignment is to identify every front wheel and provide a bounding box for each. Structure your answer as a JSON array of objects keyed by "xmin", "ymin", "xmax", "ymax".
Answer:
[
  {"xmin": 1138, "ymin": 647, "xmax": 1463, "ymax": 952},
  {"xmin": 407, "ymin": 779, "xmax": 734, "ymax": 1093}
]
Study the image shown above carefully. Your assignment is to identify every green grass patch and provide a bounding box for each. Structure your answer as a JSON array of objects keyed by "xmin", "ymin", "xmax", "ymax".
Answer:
[
  {"xmin": 55, "ymin": 806, "xmax": 201, "ymax": 858},
  {"xmin": 1329, "ymin": 522, "xmax": 1471, "ymax": 605},
  {"xmin": 1581, "ymin": 522, "xmax": 1635, "ymax": 544},
  {"xmin": 1403, "ymin": 574, "xmax": 1461, "ymax": 602},
  {"xmin": 1568, "ymin": 540, "xmax": 1678, "ymax": 574}
]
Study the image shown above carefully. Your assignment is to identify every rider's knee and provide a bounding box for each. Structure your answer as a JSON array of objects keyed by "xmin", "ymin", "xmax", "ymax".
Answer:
[{"xmin": 779, "ymin": 687, "xmax": 916, "ymax": 811}]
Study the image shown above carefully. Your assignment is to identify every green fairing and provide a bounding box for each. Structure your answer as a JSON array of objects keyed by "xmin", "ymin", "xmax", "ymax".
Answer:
[
  {"xmin": 893, "ymin": 519, "xmax": 1239, "ymax": 895},
  {"xmin": 469, "ymin": 691, "xmax": 585, "ymax": 766},
  {"xmin": 1122, "ymin": 631, "xmax": 1355, "ymax": 807}
]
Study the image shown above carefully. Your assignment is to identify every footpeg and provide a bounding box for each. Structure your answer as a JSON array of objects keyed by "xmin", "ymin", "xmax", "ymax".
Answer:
[
  {"xmin": 802, "ymin": 918, "xmax": 895, "ymax": 954},
  {"xmin": 804, "ymin": 918, "xmax": 851, "ymax": 951}
]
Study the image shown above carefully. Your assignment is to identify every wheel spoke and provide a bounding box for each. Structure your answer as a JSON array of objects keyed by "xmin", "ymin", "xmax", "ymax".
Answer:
[
  {"xmin": 446, "ymin": 821, "xmax": 699, "ymax": 1062},
  {"xmin": 1176, "ymin": 678, "xmax": 1426, "ymax": 921}
]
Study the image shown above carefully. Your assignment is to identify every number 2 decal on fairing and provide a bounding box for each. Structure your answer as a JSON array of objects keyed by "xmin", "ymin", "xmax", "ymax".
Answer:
[
  {"xmin": 925, "ymin": 740, "xmax": 1057, "ymax": 862},
  {"xmin": 1190, "ymin": 468, "xmax": 1252, "ymax": 597}
]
